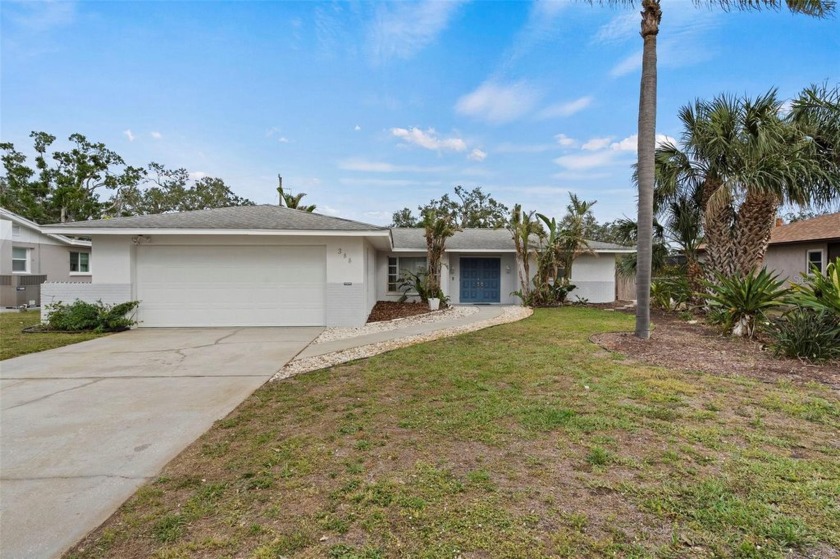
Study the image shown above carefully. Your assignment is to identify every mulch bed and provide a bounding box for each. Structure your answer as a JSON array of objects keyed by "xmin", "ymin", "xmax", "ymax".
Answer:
[
  {"xmin": 592, "ymin": 309, "xmax": 840, "ymax": 391},
  {"xmin": 367, "ymin": 301, "xmax": 432, "ymax": 323}
]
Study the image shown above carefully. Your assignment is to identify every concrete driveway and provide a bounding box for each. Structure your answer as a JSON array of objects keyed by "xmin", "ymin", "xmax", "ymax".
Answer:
[{"xmin": 0, "ymin": 327, "xmax": 322, "ymax": 559}]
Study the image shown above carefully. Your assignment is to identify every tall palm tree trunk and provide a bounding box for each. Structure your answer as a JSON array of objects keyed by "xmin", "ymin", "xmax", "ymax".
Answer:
[
  {"xmin": 733, "ymin": 190, "xmax": 778, "ymax": 275},
  {"xmin": 634, "ymin": 0, "xmax": 661, "ymax": 340}
]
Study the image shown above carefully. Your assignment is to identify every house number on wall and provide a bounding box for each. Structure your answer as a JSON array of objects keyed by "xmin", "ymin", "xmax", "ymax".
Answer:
[{"xmin": 337, "ymin": 248, "xmax": 352, "ymax": 264}]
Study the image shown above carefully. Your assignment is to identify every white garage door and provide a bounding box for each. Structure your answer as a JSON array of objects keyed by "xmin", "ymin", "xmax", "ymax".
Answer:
[{"xmin": 136, "ymin": 245, "xmax": 326, "ymax": 327}]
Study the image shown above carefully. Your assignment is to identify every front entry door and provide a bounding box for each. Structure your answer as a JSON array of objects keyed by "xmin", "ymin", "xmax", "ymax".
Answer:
[{"xmin": 460, "ymin": 258, "xmax": 501, "ymax": 303}]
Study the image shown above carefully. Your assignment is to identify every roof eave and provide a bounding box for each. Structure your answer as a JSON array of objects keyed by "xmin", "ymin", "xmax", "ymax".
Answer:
[{"xmin": 40, "ymin": 227, "xmax": 391, "ymax": 237}]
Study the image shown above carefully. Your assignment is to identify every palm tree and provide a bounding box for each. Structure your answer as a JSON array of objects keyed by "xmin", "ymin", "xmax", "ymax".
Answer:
[
  {"xmin": 277, "ymin": 175, "xmax": 316, "ymax": 212},
  {"xmin": 422, "ymin": 208, "xmax": 459, "ymax": 299},
  {"xmin": 655, "ymin": 89, "xmax": 837, "ymax": 280},
  {"xmin": 593, "ymin": 0, "xmax": 833, "ymax": 340},
  {"xmin": 557, "ymin": 194, "xmax": 597, "ymax": 284},
  {"xmin": 508, "ymin": 204, "xmax": 543, "ymax": 297}
]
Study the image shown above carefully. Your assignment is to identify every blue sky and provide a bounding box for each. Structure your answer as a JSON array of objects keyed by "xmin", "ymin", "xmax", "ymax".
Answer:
[{"xmin": 2, "ymin": 1, "xmax": 838, "ymax": 226}]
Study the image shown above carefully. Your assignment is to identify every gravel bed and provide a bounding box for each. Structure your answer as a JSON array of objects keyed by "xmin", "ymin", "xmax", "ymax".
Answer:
[
  {"xmin": 272, "ymin": 306, "xmax": 532, "ymax": 381},
  {"xmin": 313, "ymin": 305, "xmax": 479, "ymax": 344}
]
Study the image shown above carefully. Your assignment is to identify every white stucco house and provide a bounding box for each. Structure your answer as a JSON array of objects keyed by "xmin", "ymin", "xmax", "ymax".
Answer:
[{"xmin": 40, "ymin": 205, "xmax": 634, "ymax": 327}]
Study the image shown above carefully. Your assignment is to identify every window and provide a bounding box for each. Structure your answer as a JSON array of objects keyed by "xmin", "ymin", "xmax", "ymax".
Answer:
[
  {"xmin": 11, "ymin": 224, "xmax": 21, "ymax": 237},
  {"xmin": 12, "ymin": 247, "xmax": 28, "ymax": 272},
  {"xmin": 807, "ymin": 250, "xmax": 824, "ymax": 274},
  {"xmin": 70, "ymin": 251, "xmax": 90, "ymax": 273},
  {"xmin": 387, "ymin": 256, "xmax": 427, "ymax": 291}
]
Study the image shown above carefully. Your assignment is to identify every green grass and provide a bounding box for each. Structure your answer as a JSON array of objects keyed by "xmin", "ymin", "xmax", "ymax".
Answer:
[
  {"xmin": 65, "ymin": 307, "xmax": 840, "ymax": 559},
  {"xmin": 0, "ymin": 310, "xmax": 107, "ymax": 360}
]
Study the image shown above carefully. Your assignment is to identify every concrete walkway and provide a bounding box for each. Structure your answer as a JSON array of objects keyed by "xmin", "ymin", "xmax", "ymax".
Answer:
[
  {"xmin": 0, "ymin": 327, "xmax": 322, "ymax": 559},
  {"xmin": 298, "ymin": 305, "xmax": 509, "ymax": 358}
]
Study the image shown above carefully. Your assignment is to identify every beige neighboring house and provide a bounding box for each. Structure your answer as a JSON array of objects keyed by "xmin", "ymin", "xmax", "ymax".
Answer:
[
  {"xmin": 0, "ymin": 208, "xmax": 92, "ymax": 308},
  {"xmin": 764, "ymin": 212, "xmax": 840, "ymax": 284}
]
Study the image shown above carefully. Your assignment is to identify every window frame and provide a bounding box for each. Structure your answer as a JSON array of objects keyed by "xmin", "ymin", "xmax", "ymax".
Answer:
[
  {"xmin": 69, "ymin": 251, "xmax": 91, "ymax": 275},
  {"xmin": 12, "ymin": 247, "xmax": 29, "ymax": 273},
  {"xmin": 387, "ymin": 256, "xmax": 428, "ymax": 293},
  {"xmin": 806, "ymin": 249, "xmax": 825, "ymax": 275}
]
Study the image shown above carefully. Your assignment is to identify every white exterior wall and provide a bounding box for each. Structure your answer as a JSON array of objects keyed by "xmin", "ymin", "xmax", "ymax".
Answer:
[
  {"xmin": 377, "ymin": 251, "xmax": 520, "ymax": 305},
  {"xmin": 570, "ymin": 254, "xmax": 616, "ymax": 303},
  {"xmin": 85, "ymin": 234, "xmax": 371, "ymax": 327},
  {"xmin": 447, "ymin": 253, "xmax": 519, "ymax": 305},
  {"xmin": 40, "ymin": 283, "xmax": 133, "ymax": 322}
]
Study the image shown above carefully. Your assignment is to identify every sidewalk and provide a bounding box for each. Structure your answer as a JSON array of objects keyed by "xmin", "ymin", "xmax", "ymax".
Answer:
[
  {"xmin": 298, "ymin": 305, "xmax": 510, "ymax": 359},
  {"xmin": 275, "ymin": 305, "xmax": 531, "ymax": 380}
]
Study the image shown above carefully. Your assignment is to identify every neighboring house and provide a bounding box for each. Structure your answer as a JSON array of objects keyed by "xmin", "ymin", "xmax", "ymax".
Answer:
[
  {"xmin": 0, "ymin": 208, "xmax": 92, "ymax": 308},
  {"xmin": 40, "ymin": 205, "xmax": 634, "ymax": 327},
  {"xmin": 764, "ymin": 213, "xmax": 840, "ymax": 284}
]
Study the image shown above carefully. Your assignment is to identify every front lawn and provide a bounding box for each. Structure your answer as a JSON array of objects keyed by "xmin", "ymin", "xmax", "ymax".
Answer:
[
  {"xmin": 68, "ymin": 308, "xmax": 839, "ymax": 559},
  {"xmin": 0, "ymin": 310, "xmax": 107, "ymax": 360}
]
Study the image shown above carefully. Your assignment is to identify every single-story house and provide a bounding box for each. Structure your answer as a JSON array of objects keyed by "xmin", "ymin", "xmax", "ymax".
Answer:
[
  {"xmin": 764, "ymin": 212, "xmax": 840, "ymax": 284},
  {"xmin": 1, "ymin": 207, "xmax": 92, "ymax": 308},
  {"xmin": 40, "ymin": 205, "xmax": 634, "ymax": 327}
]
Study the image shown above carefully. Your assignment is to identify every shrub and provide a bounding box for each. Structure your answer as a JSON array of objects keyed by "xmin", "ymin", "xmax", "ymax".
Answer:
[
  {"xmin": 46, "ymin": 299, "xmax": 139, "ymax": 332},
  {"xmin": 790, "ymin": 257, "xmax": 840, "ymax": 317},
  {"xmin": 512, "ymin": 281, "xmax": 576, "ymax": 307},
  {"xmin": 702, "ymin": 268, "xmax": 789, "ymax": 338},
  {"xmin": 651, "ymin": 275, "xmax": 693, "ymax": 311},
  {"xmin": 769, "ymin": 308, "xmax": 840, "ymax": 362},
  {"xmin": 397, "ymin": 269, "xmax": 430, "ymax": 304}
]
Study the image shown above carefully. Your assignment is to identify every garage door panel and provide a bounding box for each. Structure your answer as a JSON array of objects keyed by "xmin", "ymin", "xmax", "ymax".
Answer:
[{"xmin": 136, "ymin": 245, "xmax": 326, "ymax": 327}]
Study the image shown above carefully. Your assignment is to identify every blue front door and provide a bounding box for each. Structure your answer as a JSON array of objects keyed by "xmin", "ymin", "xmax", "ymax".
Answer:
[{"xmin": 460, "ymin": 258, "xmax": 501, "ymax": 303}]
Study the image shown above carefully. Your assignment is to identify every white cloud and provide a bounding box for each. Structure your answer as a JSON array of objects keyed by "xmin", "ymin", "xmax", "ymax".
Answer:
[
  {"xmin": 594, "ymin": 12, "xmax": 638, "ymax": 45},
  {"xmin": 455, "ymin": 81, "xmax": 542, "ymax": 124},
  {"xmin": 497, "ymin": 0, "xmax": 570, "ymax": 72},
  {"xmin": 4, "ymin": 0, "xmax": 77, "ymax": 32},
  {"xmin": 495, "ymin": 142, "xmax": 555, "ymax": 154},
  {"xmin": 189, "ymin": 171, "xmax": 209, "ymax": 180},
  {"xmin": 538, "ymin": 96, "xmax": 593, "ymax": 119},
  {"xmin": 610, "ymin": 50, "xmax": 642, "ymax": 77},
  {"xmin": 778, "ymin": 99, "xmax": 793, "ymax": 117},
  {"xmin": 368, "ymin": 0, "xmax": 466, "ymax": 63},
  {"xmin": 390, "ymin": 127, "xmax": 467, "ymax": 152},
  {"xmin": 339, "ymin": 178, "xmax": 443, "ymax": 187},
  {"xmin": 582, "ymin": 137, "xmax": 613, "ymax": 151},
  {"xmin": 338, "ymin": 158, "xmax": 451, "ymax": 173},
  {"xmin": 553, "ymin": 132, "xmax": 677, "ymax": 171},
  {"xmin": 468, "ymin": 148, "xmax": 487, "ymax": 162},
  {"xmin": 459, "ymin": 166, "xmax": 494, "ymax": 178},
  {"xmin": 552, "ymin": 171, "xmax": 613, "ymax": 181},
  {"xmin": 610, "ymin": 135, "xmax": 636, "ymax": 152},
  {"xmin": 150, "ymin": 131, "xmax": 163, "ymax": 140},
  {"xmin": 354, "ymin": 124, "xmax": 362, "ymax": 131},
  {"xmin": 278, "ymin": 137, "xmax": 290, "ymax": 143},
  {"xmin": 600, "ymin": 6, "xmax": 722, "ymax": 77},
  {"xmin": 554, "ymin": 133, "xmax": 577, "ymax": 147},
  {"xmin": 607, "ymin": 133, "xmax": 678, "ymax": 153},
  {"xmin": 122, "ymin": 129, "xmax": 135, "ymax": 142},
  {"xmin": 553, "ymin": 151, "xmax": 619, "ymax": 171}
]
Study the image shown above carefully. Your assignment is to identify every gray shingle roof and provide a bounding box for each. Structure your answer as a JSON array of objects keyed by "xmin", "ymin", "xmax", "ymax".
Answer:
[
  {"xmin": 47, "ymin": 205, "xmax": 387, "ymax": 232},
  {"xmin": 390, "ymin": 228, "xmax": 634, "ymax": 252}
]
